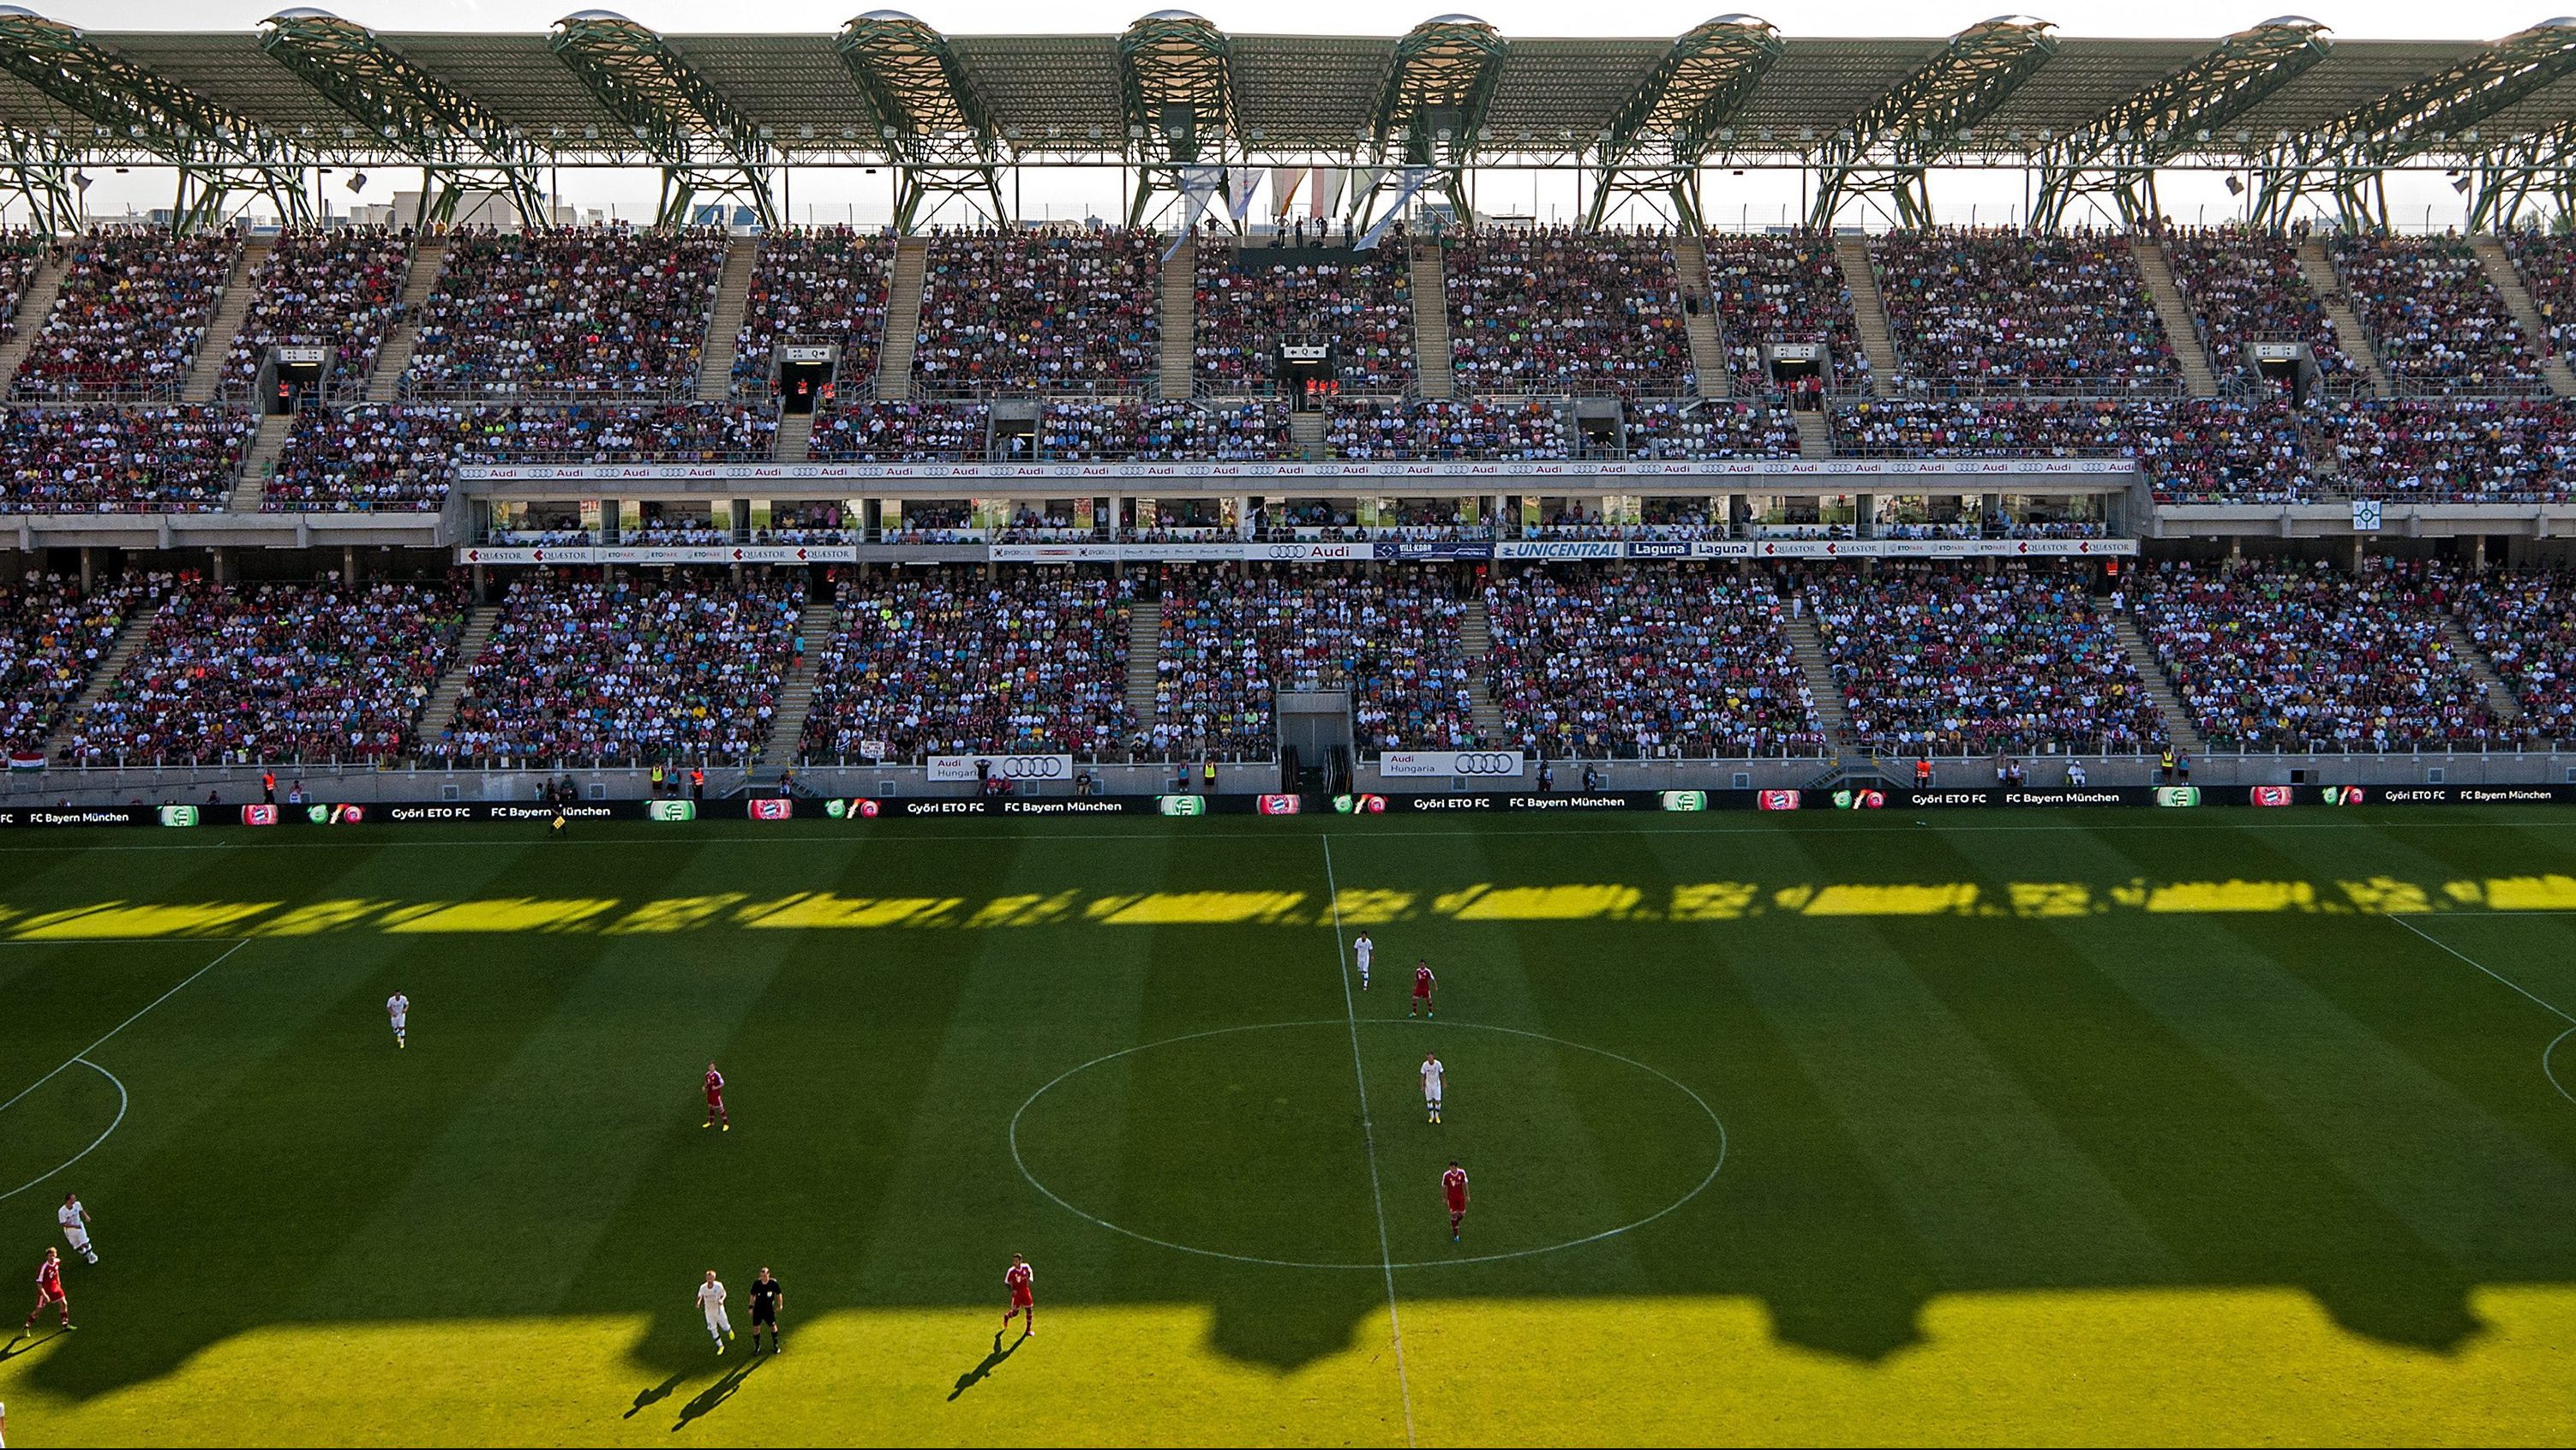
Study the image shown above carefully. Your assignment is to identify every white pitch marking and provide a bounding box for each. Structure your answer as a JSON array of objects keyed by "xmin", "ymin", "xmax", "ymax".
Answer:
[
  {"xmin": 1324, "ymin": 834, "xmax": 1417, "ymax": 1449},
  {"xmin": 0, "ymin": 938, "xmax": 247, "ymax": 1118},
  {"xmin": 0, "ymin": 1058, "xmax": 126, "ymax": 1204}
]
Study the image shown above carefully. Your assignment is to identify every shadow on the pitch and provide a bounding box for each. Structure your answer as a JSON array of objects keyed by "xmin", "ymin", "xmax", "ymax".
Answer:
[
  {"xmin": 949, "ymin": 1328, "xmax": 1024, "ymax": 1400},
  {"xmin": 624, "ymin": 1370, "xmax": 685, "ymax": 1419},
  {"xmin": 0, "ymin": 1327, "xmax": 65, "ymax": 1363},
  {"xmin": 672, "ymin": 1354, "xmax": 763, "ymax": 1431}
]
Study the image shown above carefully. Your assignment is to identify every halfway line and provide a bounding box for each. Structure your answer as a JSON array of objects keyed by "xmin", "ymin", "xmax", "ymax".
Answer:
[{"xmin": 1322, "ymin": 834, "xmax": 1417, "ymax": 1449}]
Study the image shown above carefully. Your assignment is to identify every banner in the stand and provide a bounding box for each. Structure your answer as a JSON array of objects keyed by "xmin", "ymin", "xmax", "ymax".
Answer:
[
  {"xmin": 460, "ymin": 458, "xmax": 2136, "ymax": 482},
  {"xmin": 925, "ymin": 754, "xmax": 1077, "ymax": 784},
  {"xmin": 1377, "ymin": 751, "xmax": 1528, "ymax": 779},
  {"xmin": 1372, "ymin": 539, "xmax": 1495, "ymax": 561},
  {"xmin": 457, "ymin": 545, "xmax": 858, "ymax": 566}
]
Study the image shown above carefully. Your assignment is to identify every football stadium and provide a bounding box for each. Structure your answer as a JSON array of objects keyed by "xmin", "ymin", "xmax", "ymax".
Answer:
[{"xmin": 9, "ymin": 1, "xmax": 2576, "ymax": 1442}]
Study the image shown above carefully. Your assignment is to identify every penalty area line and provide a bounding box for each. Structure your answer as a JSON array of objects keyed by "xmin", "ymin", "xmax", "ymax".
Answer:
[
  {"xmin": 1322, "ymin": 834, "xmax": 1417, "ymax": 1450},
  {"xmin": 2387, "ymin": 914, "xmax": 2576, "ymax": 1110}
]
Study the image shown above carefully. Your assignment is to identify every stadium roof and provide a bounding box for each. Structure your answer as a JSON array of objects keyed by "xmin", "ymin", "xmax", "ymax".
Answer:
[{"xmin": 4, "ymin": 9, "xmax": 2575, "ymax": 229}]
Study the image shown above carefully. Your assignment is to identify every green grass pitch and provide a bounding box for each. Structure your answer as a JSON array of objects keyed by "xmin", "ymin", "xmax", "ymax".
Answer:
[{"xmin": 5, "ymin": 807, "xmax": 2576, "ymax": 1444}]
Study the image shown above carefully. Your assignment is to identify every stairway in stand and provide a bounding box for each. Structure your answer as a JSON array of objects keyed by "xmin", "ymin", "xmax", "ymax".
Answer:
[
  {"xmin": 2111, "ymin": 614, "xmax": 2208, "ymax": 754},
  {"xmin": 876, "ymin": 238, "xmax": 929, "ymax": 395},
  {"xmin": 2295, "ymin": 238, "xmax": 2393, "ymax": 396},
  {"xmin": 773, "ymin": 411, "xmax": 815, "ymax": 463},
  {"xmin": 1831, "ymin": 236, "xmax": 1901, "ymax": 391},
  {"xmin": 417, "ymin": 605, "xmax": 500, "ymax": 752},
  {"xmin": 1159, "ymin": 238, "xmax": 1195, "ymax": 397},
  {"xmin": 44, "ymin": 602, "xmax": 159, "ymax": 763},
  {"xmin": 2130, "ymin": 237, "xmax": 2220, "ymax": 397},
  {"xmin": 2468, "ymin": 236, "xmax": 2576, "ymax": 398},
  {"xmin": 1793, "ymin": 410, "xmax": 1832, "ymax": 458},
  {"xmin": 1459, "ymin": 596, "xmax": 1507, "ymax": 742},
  {"xmin": 225, "ymin": 414, "xmax": 293, "ymax": 512},
  {"xmin": 182, "ymin": 238, "xmax": 272, "ymax": 403},
  {"xmin": 2445, "ymin": 613, "xmax": 2529, "ymax": 727},
  {"xmin": 367, "ymin": 237, "xmax": 450, "ymax": 403},
  {"xmin": 1783, "ymin": 612, "xmax": 1854, "ymax": 747},
  {"xmin": 1288, "ymin": 410, "xmax": 1327, "ymax": 459},
  {"xmin": 1669, "ymin": 232, "xmax": 1729, "ymax": 399},
  {"xmin": 1408, "ymin": 237, "xmax": 1453, "ymax": 399},
  {"xmin": 1125, "ymin": 597, "xmax": 1164, "ymax": 730},
  {"xmin": 695, "ymin": 237, "xmax": 762, "ymax": 402},
  {"xmin": 757, "ymin": 602, "xmax": 839, "ymax": 774},
  {"xmin": 0, "ymin": 249, "xmax": 69, "ymax": 388}
]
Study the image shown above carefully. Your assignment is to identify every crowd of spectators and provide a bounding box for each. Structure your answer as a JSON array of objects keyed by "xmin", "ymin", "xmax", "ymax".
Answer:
[
  {"xmin": 1483, "ymin": 572, "xmax": 1822, "ymax": 758},
  {"xmin": 1, "ymin": 406, "xmax": 253, "ymax": 512},
  {"xmin": 1147, "ymin": 570, "xmax": 1478, "ymax": 758},
  {"xmin": 2160, "ymin": 227, "xmax": 2356, "ymax": 384},
  {"xmin": 2135, "ymin": 399, "xmax": 2311, "ymax": 504},
  {"xmin": 1194, "ymin": 242, "xmax": 1415, "ymax": 392},
  {"xmin": 1699, "ymin": 235, "xmax": 1870, "ymax": 394},
  {"xmin": 2457, "ymin": 569, "xmax": 2576, "ymax": 742},
  {"xmin": 1872, "ymin": 230, "xmax": 2177, "ymax": 392},
  {"xmin": 801, "ymin": 572, "xmax": 1133, "ymax": 761},
  {"xmin": 1830, "ymin": 398, "xmax": 2154, "ymax": 457},
  {"xmin": 262, "ymin": 404, "xmax": 777, "ymax": 512},
  {"xmin": 2138, "ymin": 558, "xmax": 2511, "ymax": 750},
  {"xmin": 809, "ymin": 398, "xmax": 991, "ymax": 461},
  {"xmin": 58, "ymin": 576, "xmax": 465, "ymax": 764},
  {"xmin": 1443, "ymin": 229, "xmax": 1693, "ymax": 397},
  {"xmin": 2302, "ymin": 398, "xmax": 2576, "ymax": 501},
  {"xmin": 1623, "ymin": 400, "xmax": 1801, "ymax": 458},
  {"xmin": 1805, "ymin": 564, "xmax": 2166, "ymax": 755},
  {"xmin": 1803, "ymin": 561, "xmax": 2164, "ymax": 757},
  {"xmin": 913, "ymin": 227, "xmax": 1160, "ymax": 392},
  {"xmin": 11, "ymin": 231, "xmax": 238, "ymax": 398},
  {"xmin": 0, "ymin": 572, "xmax": 151, "ymax": 754},
  {"xmin": 1036, "ymin": 399, "xmax": 1290, "ymax": 460},
  {"xmin": 2505, "ymin": 232, "xmax": 2576, "ymax": 359},
  {"xmin": 2326, "ymin": 235, "xmax": 2543, "ymax": 392},
  {"xmin": 428, "ymin": 575, "xmax": 801, "ymax": 764},
  {"xmin": 1, "ymin": 237, "xmax": 44, "ymax": 345},
  {"xmin": 406, "ymin": 228, "xmax": 728, "ymax": 396},
  {"xmin": 1326, "ymin": 398, "xmax": 1568, "ymax": 459},
  {"xmin": 734, "ymin": 228, "xmax": 895, "ymax": 396},
  {"xmin": 224, "ymin": 228, "xmax": 413, "ymax": 395}
]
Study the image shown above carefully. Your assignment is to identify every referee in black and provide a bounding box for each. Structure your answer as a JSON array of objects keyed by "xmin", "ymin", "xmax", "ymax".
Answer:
[{"xmin": 748, "ymin": 1267, "xmax": 784, "ymax": 1354}]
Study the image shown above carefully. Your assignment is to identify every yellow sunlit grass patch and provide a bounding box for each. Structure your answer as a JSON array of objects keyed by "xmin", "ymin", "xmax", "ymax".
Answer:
[
  {"xmin": 1669, "ymin": 883, "xmax": 1761, "ymax": 920},
  {"xmin": 736, "ymin": 893, "xmax": 963, "ymax": 930},
  {"xmin": 2143, "ymin": 879, "xmax": 2317, "ymax": 914},
  {"xmin": 380, "ymin": 897, "xmax": 622, "ymax": 934},
  {"xmin": 603, "ymin": 894, "xmax": 749, "ymax": 935},
  {"xmin": 1437, "ymin": 884, "xmax": 1645, "ymax": 920},
  {"xmin": 6, "ymin": 901, "xmax": 280, "ymax": 940},
  {"xmin": 1083, "ymin": 890, "xmax": 1308, "ymax": 926},
  {"xmin": 1796, "ymin": 883, "xmax": 1982, "ymax": 917},
  {"xmin": 2477, "ymin": 874, "xmax": 2576, "ymax": 912},
  {"xmin": 6, "ymin": 1287, "xmax": 2572, "ymax": 1445}
]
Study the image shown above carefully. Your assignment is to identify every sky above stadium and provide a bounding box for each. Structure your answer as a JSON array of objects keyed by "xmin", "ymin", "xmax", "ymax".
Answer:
[{"xmin": 41, "ymin": 2, "xmax": 2561, "ymax": 41}]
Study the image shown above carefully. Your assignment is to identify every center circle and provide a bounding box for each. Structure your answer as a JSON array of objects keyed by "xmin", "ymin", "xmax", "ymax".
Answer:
[{"xmin": 1009, "ymin": 1019, "xmax": 1726, "ymax": 1270}]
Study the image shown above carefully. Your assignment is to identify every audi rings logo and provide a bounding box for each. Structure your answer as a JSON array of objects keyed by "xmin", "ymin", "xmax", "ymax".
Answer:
[
  {"xmin": 1450, "ymin": 752, "xmax": 1522, "ymax": 777},
  {"xmin": 992, "ymin": 756, "xmax": 1069, "ymax": 781}
]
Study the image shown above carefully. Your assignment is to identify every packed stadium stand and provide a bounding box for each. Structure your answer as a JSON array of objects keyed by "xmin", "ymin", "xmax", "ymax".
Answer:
[
  {"xmin": 1483, "ymin": 572, "xmax": 1822, "ymax": 758},
  {"xmin": 2324, "ymin": 235, "xmax": 2546, "ymax": 393},
  {"xmin": 2459, "ymin": 570, "xmax": 2576, "ymax": 743},
  {"xmin": 2, "ymin": 404, "xmax": 253, "ymax": 512},
  {"xmin": 0, "ymin": 570, "xmax": 148, "ymax": 754},
  {"xmin": 57, "ymin": 578, "xmax": 467, "ymax": 765},
  {"xmin": 223, "ymin": 228, "xmax": 412, "ymax": 396},
  {"xmin": 1149, "ymin": 572, "xmax": 1480, "ymax": 758},
  {"xmin": 2137, "ymin": 560, "xmax": 2513, "ymax": 752},
  {"xmin": 404, "ymin": 228, "xmax": 728, "ymax": 396},
  {"xmin": 10, "ymin": 231, "xmax": 237, "ymax": 398},
  {"xmin": 1698, "ymin": 234, "xmax": 1870, "ymax": 395},
  {"xmin": 426, "ymin": 575, "xmax": 802, "ymax": 765},
  {"xmin": 800, "ymin": 572, "xmax": 1135, "ymax": 762},
  {"xmin": 1870, "ymin": 231, "xmax": 2178, "ymax": 392},
  {"xmin": 1195, "ymin": 240, "xmax": 1416, "ymax": 392},
  {"xmin": 1442, "ymin": 229, "xmax": 1695, "ymax": 397},
  {"xmin": 734, "ymin": 228, "xmax": 895, "ymax": 397},
  {"xmin": 2159, "ymin": 228, "xmax": 2357, "ymax": 387},
  {"xmin": 1805, "ymin": 564, "xmax": 2167, "ymax": 756},
  {"xmin": 912, "ymin": 228, "xmax": 1160, "ymax": 392}
]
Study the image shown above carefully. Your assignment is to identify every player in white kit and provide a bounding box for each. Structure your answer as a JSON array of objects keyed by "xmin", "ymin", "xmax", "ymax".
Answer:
[
  {"xmin": 386, "ymin": 992, "xmax": 409, "ymax": 1049},
  {"xmin": 1421, "ymin": 1052, "xmax": 1446, "ymax": 1124},
  {"xmin": 697, "ymin": 1271, "xmax": 733, "ymax": 1354},
  {"xmin": 1354, "ymin": 932, "xmax": 1373, "ymax": 990},
  {"xmin": 57, "ymin": 1195, "xmax": 94, "ymax": 1265}
]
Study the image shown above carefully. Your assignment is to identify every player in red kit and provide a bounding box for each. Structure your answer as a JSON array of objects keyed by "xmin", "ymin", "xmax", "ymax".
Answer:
[
  {"xmin": 1442, "ymin": 1160, "xmax": 1470, "ymax": 1242},
  {"xmin": 1001, "ymin": 1254, "xmax": 1035, "ymax": 1337},
  {"xmin": 1410, "ymin": 960, "xmax": 1435, "ymax": 1019},
  {"xmin": 703, "ymin": 1063, "xmax": 728, "ymax": 1131},
  {"xmin": 21, "ymin": 1249, "xmax": 69, "ymax": 1333}
]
